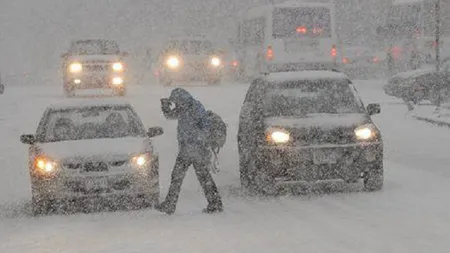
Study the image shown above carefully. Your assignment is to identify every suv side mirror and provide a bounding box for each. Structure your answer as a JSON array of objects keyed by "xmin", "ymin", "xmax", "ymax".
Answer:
[
  {"xmin": 147, "ymin": 127, "xmax": 164, "ymax": 138},
  {"xmin": 20, "ymin": 134, "xmax": 36, "ymax": 145},
  {"xmin": 367, "ymin": 103, "xmax": 381, "ymax": 115}
]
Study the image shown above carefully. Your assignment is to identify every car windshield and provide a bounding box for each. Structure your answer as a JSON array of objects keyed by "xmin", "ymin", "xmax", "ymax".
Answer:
[
  {"xmin": 39, "ymin": 106, "xmax": 145, "ymax": 142},
  {"xmin": 166, "ymin": 40, "xmax": 213, "ymax": 54},
  {"xmin": 263, "ymin": 80, "xmax": 364, "ymax": 117},
  {"xmin": 69, "ymin": 40, "xmax": 120, "ymax": 55}
]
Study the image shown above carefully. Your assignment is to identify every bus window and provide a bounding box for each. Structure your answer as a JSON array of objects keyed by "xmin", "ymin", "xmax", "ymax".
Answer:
[{"xmin": 272, "ymin": 7, "xmax": 331, "ymax": 38}]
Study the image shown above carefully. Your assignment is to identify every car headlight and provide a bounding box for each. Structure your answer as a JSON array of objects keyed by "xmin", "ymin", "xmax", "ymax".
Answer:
[
  {"xmin": 69, "ymin": 63, "xmax": 82, "ymax": 73},
  {"xmin": 131, "ymin": 153, "xmax": 151, "ymax": 168},
  {"xmin": 34, "ymin": 157, "xmax": 58, "ymax": 174},
  {"xmin": 112, "ymin": 62, "xmax": 124, "ymax": 71},
  {"xmin": 166, "ymin": 56, "xmax": 180, "ymax": 69},
  {"xmin": 355, "ymin": 124, "xmax": 378, "ymax": 141},
  {"xmin": 210, "ymin": 57, "xmax": 221, "ymax": 67},
  {"xmin": 266, "ymin": 128, "xmax": 290, "ymax": 144}
]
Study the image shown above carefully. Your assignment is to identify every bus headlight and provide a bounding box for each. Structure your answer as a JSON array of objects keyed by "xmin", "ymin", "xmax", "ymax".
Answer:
[
  {"xmin": 69, "ymin": 63, "xmax": 82, "ymax": 73},
  {"xmin": 166, "ymin": 56, "xmax": 180, "ymax": 69},
  {"xmin": 266, "ymin": 128, "xmax": 290, "ymax": 144},
  {"xmin": 355, "ymin": 124, "xmax": 377, "ymax": 141},
  {"xmin": 112, "ymin": 62, "xmax": 124, "ymax": 72},
  {"xmin": 210, "ymin": 57, "xmax": 221, "ymax": 67}
]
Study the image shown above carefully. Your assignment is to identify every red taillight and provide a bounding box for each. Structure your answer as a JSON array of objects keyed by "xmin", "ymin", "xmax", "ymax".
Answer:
[
  {"xmin": 296, "ymin": 26, "xmax": 307, "ymax": 34},
  {"xmin": 331, "ymin": 45, "xmax": 337, "ymax": 57},
  {"xmin": 373, "ymin": 56, "xmax": 379, "ymax": 63},
  {"xmin": 267, "ymin": 46, "xmax": 274, "ymax": 60},
  {"xmin": 342, "ymin": 57, "xmax": 348, "ymax": 64},
  {"xmin": 231, "ymin": 60, "xmax": 239, "ymax": 67}
]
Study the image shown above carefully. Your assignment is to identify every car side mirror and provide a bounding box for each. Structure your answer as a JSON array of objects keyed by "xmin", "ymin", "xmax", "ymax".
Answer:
[
  {"xmin": 367, "ymin": 103, "xmax": 381, "ymax": 116},
  {"xmin": 147, "ymin": 127, "xmax": 164, "ymax": 138},
  {"xmin": 20, "ymin": 134, "xmax": 36, "ymax": 145}
]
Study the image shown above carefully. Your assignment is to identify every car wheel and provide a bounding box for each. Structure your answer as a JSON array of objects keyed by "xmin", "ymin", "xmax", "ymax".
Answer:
[
  {"xmin": 363, "ymin": 165, "xmax": 384, "ymax": 191},
  {"xmin": 31, "ymin": 196, "xmax": 54, "ymax": 216},
  {"xmin": 64, "ymin": 84, "xmax": 75, "ymax": 97}
]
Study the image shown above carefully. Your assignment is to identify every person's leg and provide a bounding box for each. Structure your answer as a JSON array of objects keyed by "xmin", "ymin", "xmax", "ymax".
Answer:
[
  {"xmin": 157, "ymin": 156, "xmax": 190, "ymax": 214},
  {"xmin": 193, "ymin": 160, "xmax": 223, "ymax": 213}
]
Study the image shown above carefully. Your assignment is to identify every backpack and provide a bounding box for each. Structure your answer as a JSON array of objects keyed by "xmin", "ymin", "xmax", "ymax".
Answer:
[{"xmin": 204, "ymin": 110, "xmax": 227, "ymax": 153}]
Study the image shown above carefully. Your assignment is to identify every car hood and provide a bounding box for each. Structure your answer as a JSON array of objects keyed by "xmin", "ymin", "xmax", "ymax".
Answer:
[
  {"xmin": 264, "ymin": 113, "xmax": 370, "ymax": 130},
  {"xmin": 68, "ymin": 55, "xmax": 120, "ymax": 63},
  {"xmin": 37, "ymin": 137, "xmax": 151, "ymax": 161}
]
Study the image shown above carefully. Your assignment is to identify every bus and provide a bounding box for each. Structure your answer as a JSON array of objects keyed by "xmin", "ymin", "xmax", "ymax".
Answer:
[{"xmin": 236, "ymin": 1, "xmax": 339, "ymax": 78}]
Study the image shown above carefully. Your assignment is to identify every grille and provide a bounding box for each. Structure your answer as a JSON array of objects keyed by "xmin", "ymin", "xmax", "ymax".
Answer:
[
  {"xmin": 290, "ymin": 127, "xmax": 356, "ymax": 146},
  {"xmin": 64, "ymin": 160, "xmax": 127, "ymax": 172},
  {"xmin": 84, "ymin": 64, "xmax": 108, "ymax": 72}
]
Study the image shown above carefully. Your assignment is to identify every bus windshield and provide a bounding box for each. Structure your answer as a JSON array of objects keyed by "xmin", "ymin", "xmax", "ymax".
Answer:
[{"xmin": 273, "ymin": 7, "xmax": 331, "ymax": 38}]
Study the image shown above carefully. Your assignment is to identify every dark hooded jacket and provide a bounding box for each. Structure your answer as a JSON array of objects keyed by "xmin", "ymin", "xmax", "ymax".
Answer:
[{"xmin": 163, "ymin": 88, "xmax": 210, "ymax": 160}]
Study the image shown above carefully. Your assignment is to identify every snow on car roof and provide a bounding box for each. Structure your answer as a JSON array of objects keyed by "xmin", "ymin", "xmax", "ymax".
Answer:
[
  {"xmin": 264, "ymin": 71, "xmax": 349, "ymax": 83},
  {"xmin": 47, "ymin": 98, "xmax": 131, "ymax": 111},
  {"xmin": 392, "ymin": 67, "xmax": 435, "ymax": 79}
]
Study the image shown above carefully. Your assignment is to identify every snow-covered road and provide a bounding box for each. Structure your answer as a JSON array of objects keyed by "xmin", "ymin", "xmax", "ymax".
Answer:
[{"xmin": 1, "ymin": 80, "xmax": 449, "ymax": 253}]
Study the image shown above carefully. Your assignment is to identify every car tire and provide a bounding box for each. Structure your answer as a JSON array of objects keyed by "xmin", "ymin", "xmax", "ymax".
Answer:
[
  {"xmin": 64, "ymin": 84, "xmax": 75, "ymax": 97},
  {"xmin": 363, "ymin": 165, "xmax": 384, "ymax": 191},
  {"xmin": 31, "ymin": 196, "xmax": 54, "ymax": 216}
]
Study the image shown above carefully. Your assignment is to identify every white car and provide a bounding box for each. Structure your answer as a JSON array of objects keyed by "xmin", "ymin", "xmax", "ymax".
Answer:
[{"xmin": 20, "ymin": 100, "xmax": 163, "ymax": 215}]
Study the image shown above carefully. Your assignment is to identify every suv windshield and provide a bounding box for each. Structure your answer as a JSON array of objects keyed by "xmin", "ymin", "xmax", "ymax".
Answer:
[
  {"xmin": 38, "ymin": 106, "xmax": 145, "ymax": 142},
  {"xmin": 69, "ymin": 40, "xmax": 120, "ymax": 55},
  {"xmin": 263, "ymin": 80, "xmax": 364, "ymax": 117},
  {"xmin": 166, "ymin": 40, "xmax": 213, "ymax": 54}
]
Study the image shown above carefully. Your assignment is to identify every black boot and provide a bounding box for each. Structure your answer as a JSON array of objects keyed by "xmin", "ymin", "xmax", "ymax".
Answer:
[
  {"xmin": 155, "ymin": 201, "xmax": 175, "ymax": 215},
  {"xmin": 202, "ymin": 203, "xmax": 223, "ymax": 214}
]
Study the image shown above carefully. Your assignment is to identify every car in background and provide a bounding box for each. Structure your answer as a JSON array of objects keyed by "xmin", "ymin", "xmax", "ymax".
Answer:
[
  {"xmin": 0, "ymin": 72, "xmax": 4, "ymax": 94},
  {"xmin": 341, "ymin": 46, "xmax": 386, "ymax": 78},
  {"xmin": 61, "ymin": 39, "xmax": 128, "ymax": 97},
  {"xmin": 20, "ymin": 100, "xmax": 163, "ymax": 215},
  {"xmin": 237, "ymin": 71, "xmax": 383, "ymax": 195},
  {"xmin": 154, "ymin": 36, "xmax": 224, "ymax": 85}
]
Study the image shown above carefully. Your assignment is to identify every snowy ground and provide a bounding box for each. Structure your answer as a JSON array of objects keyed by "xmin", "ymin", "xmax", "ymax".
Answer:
[{"xmin": 1, "ymin": 80, "xmax": 450, "ymax": 253}]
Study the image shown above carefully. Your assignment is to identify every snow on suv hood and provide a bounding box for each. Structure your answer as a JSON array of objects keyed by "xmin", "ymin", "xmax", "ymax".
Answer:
[
  {"xmin": 68, "ymin": 55, "xmax": 120, "ymax": 63},
  {"xmin": 264, "ymin": 113, "xmax": 369, "ymax": 129},
  {"xmin": 38, "ymin": 137, "xmax": 150, "ymax": 161}
]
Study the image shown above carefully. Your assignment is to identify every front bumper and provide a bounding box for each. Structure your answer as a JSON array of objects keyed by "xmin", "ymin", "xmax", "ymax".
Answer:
[
  {"xmin": 31, "ymin": 159, "xmax": 158, "ymax": 201},
  {"xmin": 254, "ymin": 142, "xmax": 382, "ymax": 186},
  {"xmin": 162, "ymin": 64, "xmax": 223, "ymax": 81},
  {"xmin": 66, "ymin": 74, "xmax": 124, "ymax": 89}
]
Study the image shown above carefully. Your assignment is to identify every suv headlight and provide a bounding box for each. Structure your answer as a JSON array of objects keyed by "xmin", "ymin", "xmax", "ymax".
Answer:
[
  {"xmin": 69, "ymin": 63, "xmax": 82, "ymax": 73},
  {"xmin": 266, "ymin": 128, "xmax": 290, "ymax": 144},
  {"xmin": 210, "ymin": 56, "xmax": 221, "ymax": 67},
  {"xmin": 131, "ymin": 153, "xmax": 151, "ymax": 168},
  {"xmin": 112, "ymin": 62, "xmax": 124, "ymax": 71},
  {"xmin": 166, "ymin": 56, "xmax": 180, "ymax": 69},
  {"xmin": 34, "ymin": 156, "xmax": 58, "ymax": 174},
  {"xmin": 355, "ymin": 124, "xmax": 378, "ymax": 141}
]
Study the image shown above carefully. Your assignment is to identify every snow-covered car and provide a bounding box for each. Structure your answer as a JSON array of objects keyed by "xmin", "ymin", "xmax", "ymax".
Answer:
[
  {"xmin": 61, "ymin": 39, "xmax": 128, "ymax": 97},
  {"xmin": 237, "ymin": 71, "xmax": 383, "ymax": 194},
  {"xmin": 341, "ymin": 46, "xmax": 386, "ymax": 77},
  {"xmin": 20, "ymin": 100, "xmax": 163, "ymax": 215},
  {"xmin": 155, "ymin": 36, "xmax": 224, "ymax": 85}
]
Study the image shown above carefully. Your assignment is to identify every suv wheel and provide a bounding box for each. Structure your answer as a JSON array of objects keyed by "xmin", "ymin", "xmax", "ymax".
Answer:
[{"xmin": 363, "ymin": 165, "xmax": 384, "ymax": 191}]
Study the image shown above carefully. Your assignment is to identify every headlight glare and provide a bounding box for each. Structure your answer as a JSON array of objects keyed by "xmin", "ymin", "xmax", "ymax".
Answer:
[
  {"xmin": 355, "ymin": 124, "xmax": 377, "ymax": 140},
  {"xmin": 112, "ymin": 77, "xmax": 124, "ymax": 85},
  {"xmin": 112, "ymin": 62, "xmax": 124, "ymax": 71},
  {"xmin": 166, "ymin": 56, "xmax": 180, "ymax": 68},
  {"xmin": 210, "ymin": 57, "xmax": 221, "ymax": 67},
  {"xmin": 132, "ymin": 153, "xmax": 151, "ymax": 167},
  {"xmin": 35, "ymin": 157, "xmax": 57, "ymax": 174},
  {"xmin": 69, "ymin": 63, "xmax": 82, "ymax": 73},
  {"xmin": 266, "ymin": 128, "xmax": 290, "ymax": 144}
]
